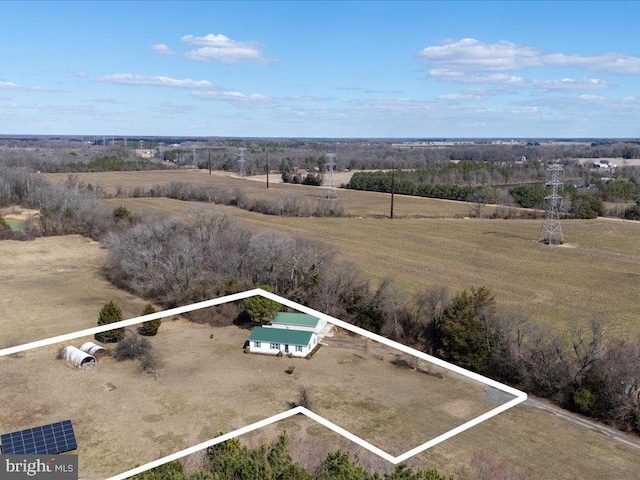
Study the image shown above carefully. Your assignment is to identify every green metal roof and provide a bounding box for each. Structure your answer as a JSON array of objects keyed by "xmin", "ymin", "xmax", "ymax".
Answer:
[
  {"xmin": 249, "ymin": 327, "xmax": 313, "ymax": 346},
  {"xmin": 271, "ymin": 312, "xmax": 319, "ymax": 327}
]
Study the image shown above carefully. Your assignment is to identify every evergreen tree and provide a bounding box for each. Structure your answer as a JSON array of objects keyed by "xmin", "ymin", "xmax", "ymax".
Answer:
[
  {"xmin": 97, "ymin": 300, "xmax": 125, "ymax": 343},
  {"xmin": 139, "ymin": 303, "xmax": 161, "ymax": 336},
  {"xmin": 435, "ymin": 287, "xmax": 507, "ymax": 376},
  {"xmin": 320, "ymin": 451, "xmax": 368, "ymax": 480},
  {"xmin": 130, "ymin": 461, "xmax": 185, "ymax": 480},
  {"xmin": 243, "ymin": 285, "xmax": 282, "ymax": 324}
]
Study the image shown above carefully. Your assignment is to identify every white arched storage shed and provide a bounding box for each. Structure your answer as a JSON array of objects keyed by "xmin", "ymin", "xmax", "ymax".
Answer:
[
  {"xmin": 61, "ymin": 346, "xmax": 96, "ymax": 368},
  {"xmin": 80, "ymin": 342, "xmax": 106, "ymax": 357}
]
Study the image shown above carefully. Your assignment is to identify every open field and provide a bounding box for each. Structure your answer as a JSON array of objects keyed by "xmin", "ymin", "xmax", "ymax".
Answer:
[
  {"xmin": 44, "ymin": 169, "xmax": 506, "ymax": 218},
  {"xmin": 0, "ymin": 235, "xmax": 154, "ymax": 348},
  {"xmin": 1, "ymin": 321, "xmax": 503, "ymax": 479},
  {"xmin": 2, "ymin": 235, "xmax": 640, "ymax": 479},
  {"xmin": 105, "ymin": 197, "xmax": 640, "ymax": 336}
]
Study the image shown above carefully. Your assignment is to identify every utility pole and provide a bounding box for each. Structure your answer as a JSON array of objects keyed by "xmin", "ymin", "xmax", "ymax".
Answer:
[
  {"xmin": 208, "ymin": 148, "xmax": 212, "ymax": 175},
  {"xmin": 266, "ymin": 153, "xmax": 270, "ymax": 189},
  {"xmin": 390, "ymin": 162, "xmax": 396, "ymax": 219},
  {"xmin": 238, "ymin": 147, "xmax": 247, "ymax": 177}
]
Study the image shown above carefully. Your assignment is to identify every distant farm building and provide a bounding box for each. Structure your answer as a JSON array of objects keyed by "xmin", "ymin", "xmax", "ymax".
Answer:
[
  {"xmin": 269, "ymin": 312, "xmax": 326, "ymax": 334},
  {"xmin": 134, "ymin": 148, "xmax": 155, "ymax": 159},
  {"xmin": 248, "ymin": 327, "xmax": 317, "ymax": 357},
  {"xmin": 591, "ymin": 160, "xmax": 616, "ymax": 169}
]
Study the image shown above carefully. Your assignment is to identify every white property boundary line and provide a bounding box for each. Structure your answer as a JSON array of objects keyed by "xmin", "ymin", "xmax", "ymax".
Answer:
[{"xmin": 0, "ymin": 289, "xmax": 527, "ymax": 479}]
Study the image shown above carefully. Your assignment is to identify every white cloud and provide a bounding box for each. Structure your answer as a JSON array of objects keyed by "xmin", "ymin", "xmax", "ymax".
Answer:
[
  {"xmin": 181, "ymin": 33, "xmax": 265, "ymax": 63},
  {"xmin": 429, "ymin": 69, "xmax": 525, "ymax": 85},
  {"xmin": 182, "ymin": 34, "xmax": 233, "ymax": 47},
  {"xmin": 418, "ymin": 38, "xmax": 640, "ymax": 85},
  {"xmin": 531, "ymin": 77, "xmax": 610, "ymax": 90},
  {"xmin": 192, "ymin": 90, "xmax": 272, "ymax": 106},
  {"xmin": 98, "ymin": 74, "xmax": 214, "ymax": 89},
  {"xmin": 438, "ymin": 92, "xmax": 485, "ymax": 102},
  {"xmin": 349, "ymin": 97, "xmax": 438, "ymax": 116},
  {"xmin": 418, "ymin": 38, "xmax": 542, "ymax": 72},
  {"xmin": 578, "ymin": 94, "xmax": 603, "ymax": 101},
  {"xmin": 0, "ymin": 81, "xmax": 53, "ymax": 91},
  {"xmin": 544, "ymin": 53, "xmax": 640, "ymax": 75},
  {"xmin": 0, "ymin": 81, "xmax": 20, "ymax": 89},
  {"xmin": 151, "ymin": 43, "xmax": 174, "ymax": 55}
]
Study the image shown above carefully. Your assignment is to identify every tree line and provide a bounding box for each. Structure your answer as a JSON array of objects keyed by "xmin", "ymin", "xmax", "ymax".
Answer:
[
  {"xmin": 348, "ymin": 169, "xmax": 640, "ymax": 220},
  {"xmin": 130, "ymin": 430, "xmax": 522, "ymax": 480},
  {"xmin": 5, "ymin": 138, "xmax": 640, "ymax": 177}
]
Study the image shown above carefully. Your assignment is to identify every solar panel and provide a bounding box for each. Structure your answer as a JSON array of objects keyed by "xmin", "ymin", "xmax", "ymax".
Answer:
[{"xmin": 0, "ymin": 420, "xmax": 77, "ymax": 455}]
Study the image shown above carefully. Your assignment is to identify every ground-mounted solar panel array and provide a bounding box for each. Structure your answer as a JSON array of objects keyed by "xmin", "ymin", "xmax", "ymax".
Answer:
[{"xmin": 0, "ymin": 420, "xmax": 77, "ymax": 455}]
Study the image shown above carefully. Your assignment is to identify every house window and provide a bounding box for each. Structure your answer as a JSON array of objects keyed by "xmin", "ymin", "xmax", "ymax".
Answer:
[
  {"xmin": 270, "ymin": 343, "xmax": 280, "ymax": 350},
  {"xmin": 295, "ymin": 345, "xmax": 303, "ymax": 353},
  {"xmin": 255, "ymin": 341, "xmax": 261, "ymax": 348}
]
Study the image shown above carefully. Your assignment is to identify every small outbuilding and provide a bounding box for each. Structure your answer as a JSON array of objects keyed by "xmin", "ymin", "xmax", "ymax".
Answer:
[
  {"xmin": 269, "ymin": 312, "xmax": 327, "ymax": 335},
  {"xmin": 61, "ymin": 346, "xmax": 96, "ymax": 368},
  {"xmin": 80, "ymin": 342, "xmax": 106, "ymax": 358},
  {"xmin": 248, "ymin": 327, "xmax": 317, "ymax": 357}
]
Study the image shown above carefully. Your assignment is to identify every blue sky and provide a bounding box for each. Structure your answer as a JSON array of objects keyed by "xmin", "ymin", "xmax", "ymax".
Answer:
[{"xmin": 1, "ymin": 1, "xmax": 639, "ymax": 138}]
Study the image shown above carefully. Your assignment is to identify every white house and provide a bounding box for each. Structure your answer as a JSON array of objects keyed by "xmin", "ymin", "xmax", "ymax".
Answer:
[
  {"xmin": 268, "ymin": 312, "xmax": 327, "ymax": 335},
  {"xmin": 248, "ymin": 326, "xmax": 317, "ymax": 357}
]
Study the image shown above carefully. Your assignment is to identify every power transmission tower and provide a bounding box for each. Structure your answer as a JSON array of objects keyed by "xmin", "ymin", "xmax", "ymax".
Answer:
[
  {"xmin": 238, "ymin": 147, "xmax": 247, "ymax": 177},
  {"xmin": 324, "ymin": 153, "xmax": 337, "ymax": 199},
  {"xmin": 192, "ymin": 145, "xmax": 197, "ymax": 167},
  {"xmin": 539, "ymin": 163, "xmax": 564, "ymax": 245}
]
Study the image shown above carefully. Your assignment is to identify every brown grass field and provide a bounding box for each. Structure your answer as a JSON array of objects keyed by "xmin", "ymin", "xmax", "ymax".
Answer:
[
  {"xmin": 103, "ymin": 195, "xmax": 640, "ymax": 337},
  {"xmin": 44, "ymin": 170, "xmax": 506, "ymax": 218},
  {"xmin": 46, "ymin": 170, "xmax": 640, "ymax": 335},
  {"xmin": 0, "ymin": 235, "xmax": 154, "ymax": 348},
  {"xmin": 1, "ymin": 236, "xmax": 640, "ymax": 479}
]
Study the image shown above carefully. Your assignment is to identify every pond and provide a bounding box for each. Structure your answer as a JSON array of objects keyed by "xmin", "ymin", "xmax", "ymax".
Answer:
[{"xmin": 4, "ymin": 218, "xmax": 25, "ymax": 232}]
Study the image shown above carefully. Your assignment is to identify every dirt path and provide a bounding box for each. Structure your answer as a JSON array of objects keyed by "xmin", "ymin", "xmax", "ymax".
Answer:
[{"xmin": 525, "ymin": 397, "xmax": 640, "ymax": 451}]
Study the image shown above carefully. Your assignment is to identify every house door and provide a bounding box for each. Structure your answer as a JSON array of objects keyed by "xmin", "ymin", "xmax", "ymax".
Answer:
[{"xmin": 284, "ymin": 344, "xmax": 289, "ymax": 353}]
